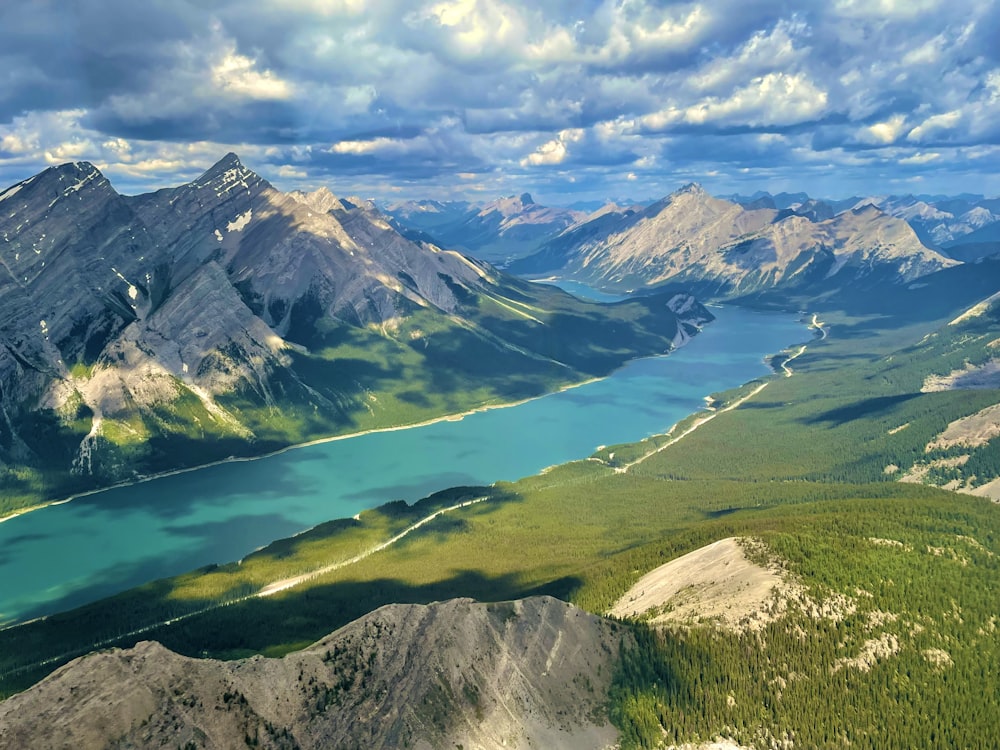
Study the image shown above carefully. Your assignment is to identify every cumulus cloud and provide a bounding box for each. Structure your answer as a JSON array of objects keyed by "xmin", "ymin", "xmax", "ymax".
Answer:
[
  {"xmin": 636, "ymin": 72, "xmax": 828, "ymax": 133},
  {"xmin": 212, "ymin": 50, "xmax": 294, "ymax": 101},
  {"xmin": 1, "ymin": 0, "xmax": 999, "ymax": 200},
  {"xmin": 520, "ymin": 129, "xmax": 584, "ymax": 166}
]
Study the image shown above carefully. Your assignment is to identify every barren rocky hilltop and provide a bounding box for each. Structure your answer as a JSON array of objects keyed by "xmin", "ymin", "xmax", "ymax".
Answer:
[{"xmin": 0, "ymin": 597, "xmax": 623, "ymax": 750}]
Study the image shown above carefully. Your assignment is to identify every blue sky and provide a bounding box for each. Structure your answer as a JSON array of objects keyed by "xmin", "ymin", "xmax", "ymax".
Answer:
[{"xmin": 2, "ymin": 0, "xmax": 1000, "ymax": 204}]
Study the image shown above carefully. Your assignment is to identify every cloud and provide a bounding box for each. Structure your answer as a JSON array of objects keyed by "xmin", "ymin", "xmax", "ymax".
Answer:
[
  {"xmin": 212, "ymin": 51, "xmax": 294, "ymax": 101},
  {"xmin": 520, "ymin": 129, "xmax": 584, "ymax": 166},
  {"xmin": 1, "ymin": 0, "xmax": 999, "ymax": 201},
  {"xmin": 637, "ymin": 72, "xmax": 828, "ymax": 133},
  {"xmin": 833, "ymin": 0, "xmax": 946, "ymax": 19},
  {"xmin": 907, "ymin": 111, "xmax": 964, "ymax": 142},
  {"xmin": 859, "ymin": 115, "xmax": 909, "ymax": 145},
  {"xmin": 331, "ymin": 137, "xmax": 402, "ymax": 155}
]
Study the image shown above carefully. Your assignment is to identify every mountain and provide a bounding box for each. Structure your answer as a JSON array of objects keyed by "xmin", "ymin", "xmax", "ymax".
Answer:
[
  {"xmin": 511, "ymin": 183, "xmax": 957, "ymax": 296},
  {"xmin": 385, "ymin": 194, "xmax": 585, "ymax": 264},
  {"xmin": 0, "ymin": 156, "xmax": 709, "ymax": 513},
  {"xmin": 848, "ymin": 194, "xmax": 1000, "ymax": 252},
  {"xmin": 0, "ymin": 596, "xmax": 623, "ymax": 750}
]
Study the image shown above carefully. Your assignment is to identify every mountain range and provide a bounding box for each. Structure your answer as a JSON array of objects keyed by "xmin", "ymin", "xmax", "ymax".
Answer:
[
  {"xmin": 4, "ymin": 160, "xmax": 1000, "ymax": 749},
  {"xmin": 383, "ymin": 187, "xmax": 1000, "ymax": 297},
  {"xmin": 0, "ymin": 156, "xmax": 706, "ymax": 507},
  {"xmin": 384, "ymin": 193, "xmax": 584, "ymax": 264},
  {"xmin": 727, "ymin": 190, "xmax": 1000, "ymax": 253},
  {"xmin": 508, "ymin": 183, "xmax": 958, "ymax": 297}
]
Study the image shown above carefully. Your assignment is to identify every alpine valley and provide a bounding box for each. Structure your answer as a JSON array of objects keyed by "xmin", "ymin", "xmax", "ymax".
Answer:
[
  {"xmin": 3, "ymin": 160, "xmax": 1000, "ymax": 750},
  {"xmin": 0, "ymin": 155, "xmax": 709, "ymax": 517}
]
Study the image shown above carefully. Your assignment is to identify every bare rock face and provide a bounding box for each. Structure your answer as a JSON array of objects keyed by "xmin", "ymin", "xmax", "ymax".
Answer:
[
  {"xmin": 0, "ymin": 597, "xmax": 625, "ymax": 750},
  {"xmin": 513, "ymin": 183, "xmax": 958, "ymax": 294}
]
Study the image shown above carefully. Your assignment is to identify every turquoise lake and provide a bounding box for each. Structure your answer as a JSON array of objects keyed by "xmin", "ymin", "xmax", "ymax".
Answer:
[{"xmin": 0, "ymin": 304, "xmax": 806, "ymax": 625}]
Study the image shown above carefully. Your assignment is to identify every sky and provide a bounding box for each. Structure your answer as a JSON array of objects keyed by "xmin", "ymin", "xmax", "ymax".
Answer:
[{"xmin": 2, "ymin": 0, "xmax": 1000, "ymax": 205}]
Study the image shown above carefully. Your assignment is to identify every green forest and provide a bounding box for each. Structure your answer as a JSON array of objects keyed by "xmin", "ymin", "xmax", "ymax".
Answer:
[{"xmin": 2, "ymin": 289, "xmax": 999, "ymax": 748}]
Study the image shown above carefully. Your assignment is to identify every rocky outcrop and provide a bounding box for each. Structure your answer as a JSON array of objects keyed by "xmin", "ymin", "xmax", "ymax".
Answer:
[{"xmin": 0, "ymin": 597, "xmax": 625, "ymax": 750}]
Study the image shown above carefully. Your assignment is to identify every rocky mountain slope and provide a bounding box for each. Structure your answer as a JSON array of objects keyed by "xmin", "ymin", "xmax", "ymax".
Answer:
[
  {"xmin": 0, "ymin": 157, "xmax": 707, "ymax": 511},
  {"xmin": 733, "ymin": 190, "xmax": 1000, "ymax": 259},
  {"xmin": 0, "ymin": 596, "xmax": 624, "ymax": 750},
  {"xmin": 511, "ymin": 184, "xmax": 958, "ymax": 296},
  {"xmin": 386, "ymin": 193, "xmax": 584, "ymax": 263},
  {"xmin": 855, "ymin": 194, "xmax": 1000, "ymax": 251}
]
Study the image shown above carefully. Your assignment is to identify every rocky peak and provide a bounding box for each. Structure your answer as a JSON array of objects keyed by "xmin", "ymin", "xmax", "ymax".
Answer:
[
  {"xmin": 289, "ymin": 186, "xmax": 346, "ymax": 214},
  {"xmin": 188, "ymin": 152, "xmax": 269, "ymax": 199},
  {"xmin": 198, "ymin": 151, "xmax": 243, "ymax": 178},
  {"xmin": 674, "ymin": 182, "xmax": 707, "ymax": 197},
  {"xmin": 851, "ymin": 202, "xmax": 884, "ymax": 217},
  {"xmin": 674, "ymin": 182, "xmax": 705, "ymax": 195},
  {"xmin": 6, "ymin": 161, "xmax": 114, "ymax": 209},
  {"xmin": 519, "ymin": 192, "xmax": 535, "ymax": 205}
]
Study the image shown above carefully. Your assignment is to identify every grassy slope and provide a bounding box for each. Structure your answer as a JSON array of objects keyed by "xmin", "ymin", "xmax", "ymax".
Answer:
[{"xmin": 1, "ymin": 292, "xmax": 999, "ymax": 748}]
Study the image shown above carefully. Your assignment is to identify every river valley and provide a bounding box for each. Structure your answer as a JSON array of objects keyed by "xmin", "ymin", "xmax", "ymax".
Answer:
[{"xmin": 0, "ymin": 304, "xmax": 806, "ymax": 626}]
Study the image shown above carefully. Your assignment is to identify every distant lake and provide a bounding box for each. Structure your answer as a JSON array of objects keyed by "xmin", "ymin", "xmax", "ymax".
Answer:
[{"xmin": 0, "ymin": 304, "xmax": 806, "ymax": 625}]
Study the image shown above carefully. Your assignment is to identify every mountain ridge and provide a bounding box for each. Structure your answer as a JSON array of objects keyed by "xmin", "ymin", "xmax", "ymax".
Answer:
[
  {"xmin": 510, "ymin": 183, "xmax": 958, "ymax": 295},
  {"xmin": 0, "ymin": 596, "xmax": 623, "ymax": 750}
]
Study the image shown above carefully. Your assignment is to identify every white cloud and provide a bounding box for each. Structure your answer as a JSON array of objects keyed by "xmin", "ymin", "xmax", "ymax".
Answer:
[
  {"xmin": 104, "ymin": 158, "xmax": 190, "ymax": 176},
  {"xmin": 1, "ymin": 132, "xmax": 36, "ymax": 155},
  {"xmin": 907, "ymin": 110, "xmax": 963, "ymax": 142},
  {"xmin": 265, "ymin": 0, "xmax": 367, "ymax": 15},
  {"xmin": 406, "ymin": 0, "xmax": 531, "ymax": 64},
  {"xmin": 630, "ymin": 4, "xmax": 710, "ymax": 51},
  {"xmin": 902, "ymin": 34, "xmax": 946, "ymax": 66},
  {"xmin": 331, "ymin": 137, "xmax": 400, "ymax": 155},
  {"xmin": 690, "ymin": 18, "xmax": 806, "ymax": 94},
  {"xmin": 899, "ymin": 152, "xmax": 941, "ymax": 164},
  {"xmin": 101, "ymin": 137, "xmax": 133, "ymax": 158},
  {"xmin": 520, "ymin": 138, "xmax": 568, "ymax": 166},
  {"xmin": 641, "ymin": 72, "xmax": 828, "ymax": 131},
  {"xmin": 861, "ymin": 115, "xmax": 909, "ymax": 145},
  {"xmin": 519, "ymin": 128, "xmax": 584, "ymax": 167},
  {"xmin": 277, "ymin": 164, "xmax": 308, "ymax": 178},
  {"xmin": 833, "ymin": 0, "xmax": 945, "ymax": 19},
  {"xmin": 212, "ymin": 51, "xmax": 293, "ymax": 101}
]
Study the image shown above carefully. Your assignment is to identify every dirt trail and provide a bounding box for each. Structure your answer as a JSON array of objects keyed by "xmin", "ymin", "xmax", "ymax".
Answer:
[
  {"xmin": 611, "ymin": 313, "xmax": 822, "ymax": 473},
  {"xmin": 258, "ymin": 496, "xmax": 486, "ymax": 596}
]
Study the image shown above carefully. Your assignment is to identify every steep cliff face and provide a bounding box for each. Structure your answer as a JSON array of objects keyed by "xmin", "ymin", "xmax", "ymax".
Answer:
[
  {"xmin": 0, "ymin": 163, "xmax": 153, "ymax": 406},
  {"xmin": 513, "ymin": 184, "xmax": 957, "ymax": 295},
  {"xmin": 0, "ymin": 597, "xmax": 625, "ymax": 750}
]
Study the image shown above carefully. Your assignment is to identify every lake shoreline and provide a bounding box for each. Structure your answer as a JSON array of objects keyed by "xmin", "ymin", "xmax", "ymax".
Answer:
[
  {"xmin": 2, "ymin": 305, "xmax": 803, "ymax": 528},
  {"xmin": 0, "ymin": 369, "xmax": 620, "ymax": 526}
]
